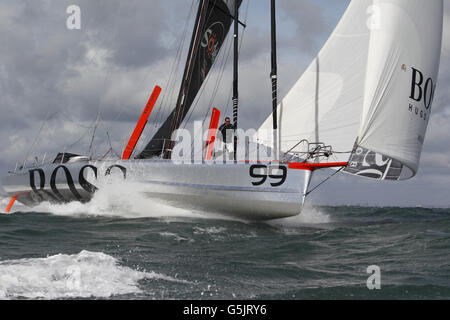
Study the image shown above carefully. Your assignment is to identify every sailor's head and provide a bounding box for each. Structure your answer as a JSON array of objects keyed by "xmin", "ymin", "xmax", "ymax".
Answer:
[{"xmin": 225, "ymin": 117, "xmax": 231, "ymax": 124}]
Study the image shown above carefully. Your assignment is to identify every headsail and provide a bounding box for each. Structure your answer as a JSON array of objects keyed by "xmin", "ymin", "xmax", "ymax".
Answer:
[
  {"xmin": 137, "ymin": 0, "xmax": 242, "ymax": 159},
  {"xmin": 257, "ymin": 0, "xmax": 443, "ymax": 182},
  {"xmin": 256, "ymin": 0, "xmax": 373, "ymax": 164},
  {"xmin": 346, "ymin": 0, "xmax": 443, "ymax": 180}
]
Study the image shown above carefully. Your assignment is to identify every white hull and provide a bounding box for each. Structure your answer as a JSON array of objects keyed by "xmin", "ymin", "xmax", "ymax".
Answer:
[{"xmin": 2, "ymin": 159, "xmax": 307, "ymax": 220}]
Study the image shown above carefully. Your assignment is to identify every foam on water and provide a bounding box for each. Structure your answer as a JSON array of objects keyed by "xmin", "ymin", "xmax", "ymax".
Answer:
[
  {"xmin": 0, "ymin": 197, "xmax": 9, "ymax": 208},
  {"xmin": 159, "ymin": 232, "xmax": 193, "ymax": 242},
  {"xmin": 1, "ymin": 178, "xmax": 331, "ymax": 224},
  {"xmin": 3, "ymin": 179, "xmax": 257, "ymax": 222},
  {"xmin": 0, "ymin": 250, "xmax": 187, "ymax": 299},
  {"xmin": 14, "ymin": 178, "xmax": 211, "ymax": 220},
  {"xmin": 267, "ymin": 204, "xmax": 332, "ymax": 232}
]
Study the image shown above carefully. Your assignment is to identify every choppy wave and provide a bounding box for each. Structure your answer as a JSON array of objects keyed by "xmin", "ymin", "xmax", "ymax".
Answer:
[
  {"xmin": 0, "ymin": 205, "xmax": 449, "ymax": 300},
  {"xmin": 0, "ymin": 250, "xmax": 187, "ymax": 299}
]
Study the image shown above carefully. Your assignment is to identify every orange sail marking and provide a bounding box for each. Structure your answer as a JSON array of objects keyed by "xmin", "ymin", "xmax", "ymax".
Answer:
[
  {"xmin": 122, "ymin": 85, "xmax": 162, "ymax": 160},
  {"xmin": 203, "ymin": 108, "xmax": 221, "ymax": 161},
  {"xmin": 3, "ymin": 192, "xmax": 30, "ymax": 214}
]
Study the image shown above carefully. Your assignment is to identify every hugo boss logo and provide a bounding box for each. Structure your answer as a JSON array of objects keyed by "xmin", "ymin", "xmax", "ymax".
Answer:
[
  {"xmin": 408, "ymin": 67, "xmax": 435, "ymax": 121},
  {"xmin": 409, "ymin": 67, "xmax": 436, "ymax": 110},
  {"xmin": 28, "ymin": 165, "xmax": 127, "ymax": 202}
]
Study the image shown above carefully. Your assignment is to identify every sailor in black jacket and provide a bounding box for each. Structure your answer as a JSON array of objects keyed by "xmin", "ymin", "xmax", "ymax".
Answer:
[{"xmin": 218, "ymin": 117, "xmax": 235, "ymax": 156}]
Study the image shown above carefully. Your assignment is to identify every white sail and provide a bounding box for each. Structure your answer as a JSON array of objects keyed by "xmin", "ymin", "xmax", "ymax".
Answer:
[
  {"xmin": 256, "ymin": 0, "xmax": 373, "ymax": 163},
  {"xmin": 353, "ymin": 0, "xmax": 443, "ymax": 180}
]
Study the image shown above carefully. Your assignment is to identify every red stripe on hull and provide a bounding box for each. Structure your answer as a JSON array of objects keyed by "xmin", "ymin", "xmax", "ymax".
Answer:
[{"xmin": 288, "ymin": 162, "xmax": 348, "ymax": 171}]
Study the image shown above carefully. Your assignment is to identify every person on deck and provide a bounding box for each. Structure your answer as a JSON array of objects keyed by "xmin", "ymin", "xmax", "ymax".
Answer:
[{"xmin": 218, "ymin": 117, "xmax": 235, "ymax": 156}]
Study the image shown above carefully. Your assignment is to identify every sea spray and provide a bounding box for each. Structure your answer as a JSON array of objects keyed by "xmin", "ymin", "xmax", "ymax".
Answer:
[
  {"xmin": 268, "ymin": 204, "xmax": 331, "ymax": 226},
  {"xmin": 0, "ymin": 250, "xmax": 188, "ymax": 299},
  {"xmin": 9, "ymin": 174, "xmax": 249, "ymax": 221},
  {"xmin": 17, "ymin": 174, "xmax": 208, "ymax": 219}
]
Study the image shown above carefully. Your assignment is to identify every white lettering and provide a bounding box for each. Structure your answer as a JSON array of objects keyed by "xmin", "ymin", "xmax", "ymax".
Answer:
[
  {"xmin": 66, "ymin": 5, "xmax": 81, "ymax": 30},
  {"xmin": 367, "ymin": 265, "xmax": 381, "ymax": 290}
]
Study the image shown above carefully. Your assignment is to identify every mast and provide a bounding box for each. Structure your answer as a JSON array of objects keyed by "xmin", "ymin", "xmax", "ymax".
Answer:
[
  {"xmin": 232, "ymin": 0, "xmax": 239, "ymax": 161},
  {"xmin": 136, "ymin": 0, "xmax": 242, "ymax": 160},
  {"xmin": 270, "ymin": 0, "xmax": 279, "ymax": 161},
  {"xmin": 164, "ymin": 0, "xmax": 209, "ymax": 159}
]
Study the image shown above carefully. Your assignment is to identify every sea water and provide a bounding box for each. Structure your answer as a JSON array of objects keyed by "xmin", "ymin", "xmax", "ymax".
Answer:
[{"xmin": 0, "ymin": 189, "xmax": 449, "ymax": 300}]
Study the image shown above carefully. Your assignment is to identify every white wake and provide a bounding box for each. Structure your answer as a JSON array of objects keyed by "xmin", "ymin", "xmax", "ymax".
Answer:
[
  {"xmin": 1, "ymin": 180, "xmax": 332, "ymax": 224},
  {"xmin": 0, "ymin": 250, "xmax": 187, "ymax": 299},
  {"xmin": 267, "ymin": 204, "xmax": 332, "ymax": 232},
  {"xmin": 10, "ymin": 179, "xmax": 210, "ymax": 220}
]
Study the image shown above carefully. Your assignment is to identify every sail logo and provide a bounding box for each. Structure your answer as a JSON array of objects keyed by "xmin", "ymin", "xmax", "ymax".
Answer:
[
  {"xmin": 28, "ymin": 165, "xmax": 126, "ymax": 203},
  {"xmin": 200, "ymin": 22, "xmax": 225, "ymax": 80},
  {"xmin": 201, "ymin": 27, "xmax": 219, "ymax": 58},
  {"xmin": 408, "ymin": 67, "xmax": 436, "ymax": 121},
  {"xmin": 344, "ymin": 144, "xmax": 403, "ymax": 181}
]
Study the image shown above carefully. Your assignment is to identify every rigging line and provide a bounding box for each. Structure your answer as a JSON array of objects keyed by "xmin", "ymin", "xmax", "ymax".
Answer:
[
  {"xmin": 185, "ymin": 28, "xmax": 234, "ymax": 153},
  {"xmin": 55, "ymin": 111, "xmax": 94, "ymax": 129},
  {"xmin": 106, "ymin": 131, "xmax": 121, "ymax": 158},
  {"xmin": 222, "ymin": 0, "xmax": 249, "ymax": 121},
  {"xmin": 306, "ymin": 167, "xmax": 345, "ymax": 196},
  {"xmin": 185, "ymin": 0, "xmax": 250, "ymax": 148},
  {"xmin": 132, "ymin": 0, "xmax": 196, "ymax": 156},
  {"xmin": 205, "ymin": 30, "xmax": 233, "ymax": 121},
  {"xmin": 172, "ymin": 0, "xmax": 219, "ymax": 132},
  {"xmin": 180, "ymin": 0, "xmax": 228, "ymax": 131},
  {"xmin": 99, "ymin": 147, "xmax": 113, "ymax": 161},
  {"xmin": 87, "ymin": 0, "xmax": 124, "ymax": 158},
  {"xmin": 51, "ymin": 9, "xmax": 123, "ymax": 155},
  {"xmin": 57, "ymin": 111, "xmax": 100, "ymax": 152},
  {"xmin": 183, "ymin": 21, "xmax": 233, "ymax": 130},
  {"xmin": 88, "ymin": 111, "xmax": 101, "ymax": 159},
  {"xmin": 21, "ymin": 109, "xmax": 55, "ymax": 166},
  {"xmin": 149, "ymin": 0, "xmax": 196, "ymax": 131},
  {"xmin": 186, "ymin": 0, "xmax": 249, "ymax": 133},
  {"xmin": 65, "ymin": 127, "xmax": 93, "ymax": 150},
  {"xmin": 207, "ymin": 0, "xmax": 249, "ymax": 126}
]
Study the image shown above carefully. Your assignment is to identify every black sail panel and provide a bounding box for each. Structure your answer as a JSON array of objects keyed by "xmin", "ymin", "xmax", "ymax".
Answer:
[{"xmin": 136, "ymin": 0, "xmax": 242, "ymax": 159}]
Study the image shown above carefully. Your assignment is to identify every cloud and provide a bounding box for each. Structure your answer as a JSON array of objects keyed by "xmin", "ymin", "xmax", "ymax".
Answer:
[{"xmin": 278, "ymin": 0, "xmax": 330, "ymax": 54}]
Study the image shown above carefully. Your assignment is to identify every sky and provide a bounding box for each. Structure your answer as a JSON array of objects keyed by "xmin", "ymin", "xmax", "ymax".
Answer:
[{"xmin": 0, "ymin": 0, "xmax": 449, "ymax": 207}]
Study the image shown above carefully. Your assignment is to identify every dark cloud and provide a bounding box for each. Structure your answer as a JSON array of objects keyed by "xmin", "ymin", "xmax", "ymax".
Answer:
[
  {"xmin": 78, "ymin": 0, "xmax": 168, "ymax": 68},
  {"xmin": 278, "ymin": 0, "xmax": 328, "ymax": 54}
]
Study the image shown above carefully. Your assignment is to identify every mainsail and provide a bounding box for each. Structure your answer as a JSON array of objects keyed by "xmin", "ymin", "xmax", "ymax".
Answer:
[
  {"xmin": 257, "ymin": 0, "xmax": 443, "ymax": 181},
  {"xmin": 137, "ymin": 0, "xmax": 242, "ymax": 159},
  {"xmin": 257, "ymin": 0, "xmax": 373, "ymax": 164}
]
